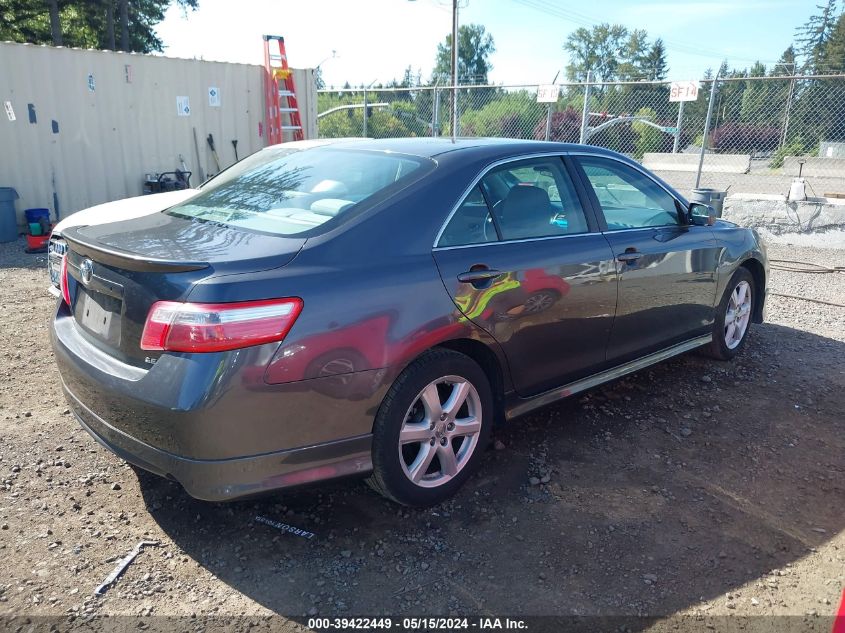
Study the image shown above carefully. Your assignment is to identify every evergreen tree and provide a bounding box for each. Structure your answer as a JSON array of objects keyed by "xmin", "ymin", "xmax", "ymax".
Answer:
[
  {"xmin": 795, "ymin": 0, "xmax": 839, "ymax": 72},
  {"xmin": 819, "ymin": 13, "xmax": 845, "ymax": 72},
  {"xmin": 641, "ymin": 39, "xmax": 669, "ymax": 81},
  {"xmin": 771, "ymin": 46, "xmax": 797, "ymax": 76}
]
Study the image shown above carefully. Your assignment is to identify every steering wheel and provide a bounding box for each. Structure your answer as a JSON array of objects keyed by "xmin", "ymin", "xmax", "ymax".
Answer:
[{"xmin": 482, "ymin": 213, "xmax": 496, "ymax": 241}]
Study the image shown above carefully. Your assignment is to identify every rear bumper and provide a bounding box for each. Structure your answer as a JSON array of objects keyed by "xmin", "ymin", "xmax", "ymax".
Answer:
[
  {"xmin": 62, "ymin": 377, "xmax": 373, "ymax": 501},
  {"xmin": 51, "ymin": 308, "xmax": 385, "ymax": 501}
]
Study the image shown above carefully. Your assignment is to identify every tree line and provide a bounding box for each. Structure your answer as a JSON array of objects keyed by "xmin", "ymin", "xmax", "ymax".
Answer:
[
  {"xmin": 319, "ymin": 2, "xmax": 844, "ymax": 160},
  {"xmin": 0, "ymin": 0, "xmax": 197, "ymax": 53}
]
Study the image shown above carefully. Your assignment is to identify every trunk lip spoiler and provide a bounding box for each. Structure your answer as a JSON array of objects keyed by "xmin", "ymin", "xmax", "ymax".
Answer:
[{"xmin": 63, "ymin": 230, "xmax": 209, "ymax": 273}]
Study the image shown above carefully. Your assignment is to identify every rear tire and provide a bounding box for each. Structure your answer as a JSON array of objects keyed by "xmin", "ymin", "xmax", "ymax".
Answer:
[
  {"xmin": 367, "ymin": 349, "xmax": 493, "ymax": 507},
  {"xmin": 704, "ymin": 267, "xmax": 755, "ymax": 361}
]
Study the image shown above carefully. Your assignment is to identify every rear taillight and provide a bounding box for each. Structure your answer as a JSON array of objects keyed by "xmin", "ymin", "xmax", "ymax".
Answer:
[
  {"xmin": 60, "ymin": 255, "xmax": 71, "ymax": 306},
  {"xmin": 140, "ymin": 298, "xmax": 303, "ymax": 353}
]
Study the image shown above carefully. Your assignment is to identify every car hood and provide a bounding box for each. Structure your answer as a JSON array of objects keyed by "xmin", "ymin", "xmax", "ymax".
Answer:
[{"xmin": 52, "ymin": 189, "xmax": 200, "ymax": 235}]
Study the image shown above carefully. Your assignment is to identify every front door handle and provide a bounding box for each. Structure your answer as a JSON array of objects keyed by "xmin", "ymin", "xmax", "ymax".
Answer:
[
  {"xmin": 457, "ymin": 269, "xmax": 503, "ymax": 284},
  {"xmin": 616, "ymin": 251, "xmax": 643, "ymax": 263}
]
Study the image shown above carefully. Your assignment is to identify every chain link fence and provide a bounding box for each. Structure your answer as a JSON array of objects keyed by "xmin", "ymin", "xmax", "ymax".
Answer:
[{"xmin": 317, "ymin": 75, "xmax": 845, "ymax": 199}]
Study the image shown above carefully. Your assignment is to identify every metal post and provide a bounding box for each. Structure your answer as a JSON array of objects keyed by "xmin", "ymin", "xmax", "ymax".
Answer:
[
  {"xmin": 673, "ymin": 100, "xmax": 685, "ymax": 154},
  {"xmin": 362, "ymin": 88, "xmax": 368, "ymax": 137},
  {"xmin": 780, "ymin": 66, "xmax": 796, "ymax": 149},
  {"xmin": 579, "ymin": 71, "xmax": 592, "ymax": 144},
  {"xmin": 433, "ymin": 87, "xmax": 440, "ymax": 137},
  {"xmin": 695, "ymin": 76, "xmax": 718, "ymax": 189},
  {"xmin": 451, "ymin": 0, "xmax": 458, "ymax": 141},
  {"xmin": 545, "ymin": 103, "xmax": 552, "ymax": 142}
]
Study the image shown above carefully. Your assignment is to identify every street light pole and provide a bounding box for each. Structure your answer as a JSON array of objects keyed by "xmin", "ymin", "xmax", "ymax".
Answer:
[
  {"xmin": 451, "ymin": 0, "xmax": 459, "ymax": 141},
  {"xmin": 408, "ymin": 0, "xmax": 461, "ymax": 140}
]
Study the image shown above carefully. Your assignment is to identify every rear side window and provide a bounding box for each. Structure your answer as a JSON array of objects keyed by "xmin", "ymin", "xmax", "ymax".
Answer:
[
  {"xmin": 167, "ymin": 148, "xmax": 429, "ymax": 236},
  {"xmin": 481, "ymin": 158, "xmax": 589, "ymax": 240},
  {"xmin": 437, "ymin": 157, "xmax": 590, "ymax": 247}
]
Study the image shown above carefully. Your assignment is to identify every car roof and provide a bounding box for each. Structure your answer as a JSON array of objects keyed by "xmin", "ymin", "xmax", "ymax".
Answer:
[
  {"xmin": 260, "ymin": 137, "xmax": 686, "ymax": 202},
  {"xmin": 275, "ymin": 137, "xmax": 625, "ymax": 161}
]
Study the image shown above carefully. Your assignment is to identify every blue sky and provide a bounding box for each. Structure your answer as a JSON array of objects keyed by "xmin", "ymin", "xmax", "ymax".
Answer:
[{"xmin": 155, "ymin": 0, "xmax": 816, "ymax": 86}]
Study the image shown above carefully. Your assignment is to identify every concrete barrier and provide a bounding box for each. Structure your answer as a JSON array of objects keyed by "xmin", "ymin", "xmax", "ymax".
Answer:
[
  {"xmin": 642, "ymin": 153, "xmax": 751, "ymax": 174},
  {"xmin": 782, "ymin": 156, "xmax": 845, "ymax": 177},
  {"xmin": 722, "ymin": 192, "xmax": 845, "ymax": 233}
]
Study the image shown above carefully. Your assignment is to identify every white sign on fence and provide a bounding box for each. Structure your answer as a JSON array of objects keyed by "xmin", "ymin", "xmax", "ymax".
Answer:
[
  {"xmin": 208, "ymin": 87, "xmax": 220, "ymax": 107},
  {"xmin": 536, "ymin": 84, "xmax": 559, "ymax": 103},
  {"xmin": 4, "ymin": 101, "xmax": 15, "ymax": 121},
  {"xmin": 669, "ymin": 81, "xmax": 699, "ymax": 102},
  {"xmin": 176, "ymin": 96, "xmax": 191, "ymax": 117}
]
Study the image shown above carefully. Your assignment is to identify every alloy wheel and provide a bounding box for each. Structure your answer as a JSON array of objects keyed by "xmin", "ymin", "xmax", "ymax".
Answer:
[
  {"xmin": 725, "ymin": 280, "xmax": 752, "ymax": 349},
  {"xmin": 398, "ymin": 375, "xmax": 482, "ymax": 488}
]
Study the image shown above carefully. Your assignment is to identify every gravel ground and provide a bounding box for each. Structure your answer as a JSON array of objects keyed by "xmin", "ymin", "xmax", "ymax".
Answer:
[{"xmin": 0, "ymin": 235, "xmax": 843, "ymax": 631}]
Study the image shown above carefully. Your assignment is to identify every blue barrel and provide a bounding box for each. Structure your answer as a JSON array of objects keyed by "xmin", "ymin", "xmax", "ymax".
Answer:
[
  {"xmin": 0, "ymin": 188, "xmax": 19, "ymax": 243},
  {"xmin": 24, "ymin": 207, "xmax": 51, "ymax": 224}
]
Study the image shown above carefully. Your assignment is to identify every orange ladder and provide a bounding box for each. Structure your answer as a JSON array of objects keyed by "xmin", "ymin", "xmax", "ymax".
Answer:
[{"xmin": 262, "ymin": 35, "xmax": 304, "ymax": 144}]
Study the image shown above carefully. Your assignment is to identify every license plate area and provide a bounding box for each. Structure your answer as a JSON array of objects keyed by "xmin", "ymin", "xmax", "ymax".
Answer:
[
  {"xmin": 48, "ymin": 239, "xmax": 67, "ymax": 287},
  {"xmin": 75, "ymin": 288, "xmax": 122, "ymax": 346}
]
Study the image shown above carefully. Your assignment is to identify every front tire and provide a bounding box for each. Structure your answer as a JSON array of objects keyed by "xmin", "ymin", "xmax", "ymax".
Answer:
[
  {"xmin": 367, "ymin": 349, "xmax": 493, "ymax": 507},
  {"xmin": 705, "ymin": 267, "xmax": 755, "ymax": 360}
]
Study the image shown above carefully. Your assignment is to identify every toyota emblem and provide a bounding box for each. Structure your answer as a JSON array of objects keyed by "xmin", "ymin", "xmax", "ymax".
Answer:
[{"xmin": 79, "ymin": 259, "xmax": 93, "ymax": 285}]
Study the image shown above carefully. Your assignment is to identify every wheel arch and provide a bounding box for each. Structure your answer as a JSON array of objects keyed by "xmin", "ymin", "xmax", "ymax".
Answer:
[
  {"xmin": 435, "ymin": 338, "xmax": 507, "ymax": 425},
  {"xmin": 739, "ymin": 257, "xmax": 766, "ymax": 323}
]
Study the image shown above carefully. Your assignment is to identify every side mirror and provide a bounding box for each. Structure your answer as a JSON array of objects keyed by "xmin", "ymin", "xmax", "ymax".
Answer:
[{"xmin": 688, "ymin": 202, "xmax": 716, "ymax": 226}]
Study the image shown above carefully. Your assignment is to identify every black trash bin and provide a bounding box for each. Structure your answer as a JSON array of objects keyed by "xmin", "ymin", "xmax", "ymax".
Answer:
[
  {"xmin": 0, "ymin": 187, "xmax": 19, "ymax": 243},
  {"xmin": 691, "ymin": 188, "xmax": 727, "ymax": 217}
]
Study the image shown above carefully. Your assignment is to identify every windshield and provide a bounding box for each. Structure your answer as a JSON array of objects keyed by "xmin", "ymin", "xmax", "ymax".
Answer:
[{"xmin": 167, "ymin": 147, "xmax": 429, "ymax": 236}]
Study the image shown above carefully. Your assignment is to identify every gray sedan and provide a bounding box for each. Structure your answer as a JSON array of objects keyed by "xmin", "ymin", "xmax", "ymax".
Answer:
[{"xmin": 51, "ymin": 138, "xmax": 767, "ymax": 507}]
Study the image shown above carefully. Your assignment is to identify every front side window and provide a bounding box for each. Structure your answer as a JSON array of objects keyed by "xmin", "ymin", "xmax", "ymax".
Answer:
[
  {"xmin": 576, "ymin": 156, "xmax": 680, "ymax": 231},
  {"xmin": 167, "ymin": 147, "xmax": 429, "ymax": 236}
]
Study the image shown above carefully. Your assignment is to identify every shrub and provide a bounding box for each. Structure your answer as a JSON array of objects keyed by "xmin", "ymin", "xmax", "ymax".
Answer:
[
  {"xmin": 768, "ymin": 138, "xmax": 818, "ymax": 169},
  {"xmin": 460, "ymin": 91, "xmax": 543, "ymax": 139},
  {"xmin": 534, "ymin": 107, "xmax": 581, "ymax": 143},
  {"xmin": 632, "ymin": 108, "xmax": 663, "ymax": 159}
]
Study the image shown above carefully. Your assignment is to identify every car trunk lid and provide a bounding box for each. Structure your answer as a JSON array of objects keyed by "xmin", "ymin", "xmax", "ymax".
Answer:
[{"xmin": 62, "ymin": 213, "xmax": 305, "ymax": 366}]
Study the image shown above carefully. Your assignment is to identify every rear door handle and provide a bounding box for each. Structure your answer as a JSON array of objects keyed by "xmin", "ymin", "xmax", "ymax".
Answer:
[
  {"xmin": 457, "ymin": 269, "xmax": 503, "ymax": 283},
  {"xmin": 616, "ymin": 252, "xmax": 643, "ymax": 263}
]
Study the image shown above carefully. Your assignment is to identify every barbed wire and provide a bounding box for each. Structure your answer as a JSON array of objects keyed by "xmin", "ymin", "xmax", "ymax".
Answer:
[
  {"xmin": 317, "ymin": 74, "xmax": 845, "ymax": 199},
  {"xmin": 321, "ymin": 73, "xmax": 845, "ymax": 94}
]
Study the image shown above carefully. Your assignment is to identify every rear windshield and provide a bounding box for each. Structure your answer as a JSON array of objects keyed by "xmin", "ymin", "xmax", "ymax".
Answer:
[{"xmin": 166, "ymin": 147, "xmax": 430, "ymax": 236}]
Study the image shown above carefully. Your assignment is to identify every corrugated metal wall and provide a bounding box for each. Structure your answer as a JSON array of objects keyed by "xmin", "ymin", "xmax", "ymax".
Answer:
[{"xmin": 0, "ymin": 41, "xmax": 316, "ymax": 224}]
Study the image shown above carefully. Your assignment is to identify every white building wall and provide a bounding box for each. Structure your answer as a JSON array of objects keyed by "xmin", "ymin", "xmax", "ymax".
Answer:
[{"xmin": 0, "ymin": 41, "xmax": 315, "ymax": 224}]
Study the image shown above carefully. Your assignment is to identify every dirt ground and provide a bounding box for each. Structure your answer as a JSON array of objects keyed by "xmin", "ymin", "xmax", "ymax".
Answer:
[{"xmin": 0, "ymin": 235, "xmax": 843, "ymax": 632}]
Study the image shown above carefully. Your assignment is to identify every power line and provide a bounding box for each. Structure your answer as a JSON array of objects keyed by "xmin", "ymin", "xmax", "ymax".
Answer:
[{"xmin": 512, "ymin": 0, "xmax": 784, "ymax": 65}]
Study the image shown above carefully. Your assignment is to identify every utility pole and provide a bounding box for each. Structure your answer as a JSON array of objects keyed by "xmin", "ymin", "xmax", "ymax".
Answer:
[{"xmin": 451, "ymin": 0, "xmax": 459, "ymax": 141}]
